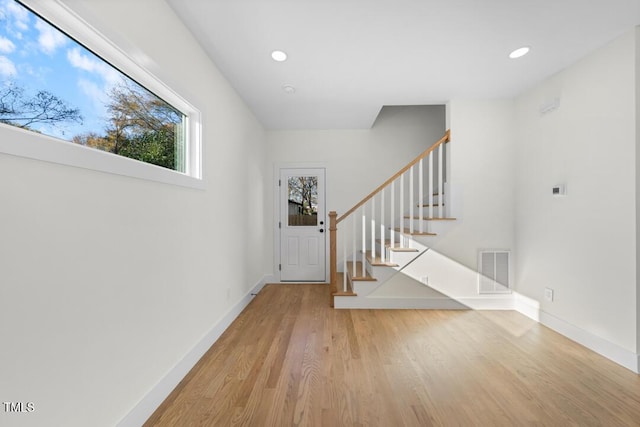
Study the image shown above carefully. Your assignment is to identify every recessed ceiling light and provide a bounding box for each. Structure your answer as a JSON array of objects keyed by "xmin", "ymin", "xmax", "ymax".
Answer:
[
  {"xmin": 509, "ymin": 46, "xmax": 530, "ymax": 59},
  {"xmin": 282, "ymin": 84, "xmax": 296, "ymax": 94},
  {"xmin": 271, "ymin": 50, "xmax": 287, "ymax": 62}
]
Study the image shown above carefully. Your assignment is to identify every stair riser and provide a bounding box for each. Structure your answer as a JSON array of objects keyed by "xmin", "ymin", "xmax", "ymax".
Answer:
[
  {"xmin": 418, "ymin": 193, "xmax": 443, "ymax": 202},
  {"xmin": 389, "ymin": 250, "xmax": 422, "ymax": 266},
  {"xmin": 338, "ymin": 250, "xmax": 411, "ymax": 270},
  {"xmin": 365, "ymin": 263, "xmax": 397, "ymax": 282},
  {"xmin": 374, "ymin": 234, "xmax": 414, "ymax": 249},
  {"xmin": 373, "ymin": 244, "xmax": 424, "ymax": 262},
  {"xmin": 402, "ymin": 219, "xmax": 433, "ymax": 234},
  {"xmin": 352, "ymin": 281, "xmax": 382, "ymax": 296},
  {"xmin": 401, "ymin": 219, "xmax": 455, "ymax": 233}
]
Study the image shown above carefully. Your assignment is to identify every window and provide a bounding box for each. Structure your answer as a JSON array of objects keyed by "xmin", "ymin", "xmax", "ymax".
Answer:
[
  {"xmin": 0, "ymin": 0, "xmax": 202, "ymax": 187},
  {"xmin": 287, "ymin": 176, "xmax": 318, "ymax": 226}
]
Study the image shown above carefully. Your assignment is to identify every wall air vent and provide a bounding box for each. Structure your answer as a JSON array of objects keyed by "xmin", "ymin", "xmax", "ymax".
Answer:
[
  {"xmin": 539, "ymin": 97, "xmax": 560, "ymax": 115},
  {"xmin": 478, "ymin": 250, "xmax": 511, "ymax": 294}
]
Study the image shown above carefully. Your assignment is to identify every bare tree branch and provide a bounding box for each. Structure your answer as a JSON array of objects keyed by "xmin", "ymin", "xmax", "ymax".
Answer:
[{"xmin": 0, "ymin": 84, "xmax": 83, "ymax": 129}]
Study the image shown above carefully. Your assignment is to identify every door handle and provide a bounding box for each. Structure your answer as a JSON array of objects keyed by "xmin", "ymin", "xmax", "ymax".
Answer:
[{"xmin": 319, "ymin": 229, "xmax": 324, "ymax": 233}]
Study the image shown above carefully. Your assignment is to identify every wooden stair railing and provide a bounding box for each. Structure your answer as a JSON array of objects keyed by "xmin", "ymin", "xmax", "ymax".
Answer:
[{"xmin": 329, "ymin": 129, "xmax": 451, "ymax": 307}]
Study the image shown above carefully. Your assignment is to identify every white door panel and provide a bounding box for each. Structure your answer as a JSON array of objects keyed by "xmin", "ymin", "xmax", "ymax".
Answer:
[{"xmin": 280, "ymin": 168, "xmax": 326, "ymax": 282}]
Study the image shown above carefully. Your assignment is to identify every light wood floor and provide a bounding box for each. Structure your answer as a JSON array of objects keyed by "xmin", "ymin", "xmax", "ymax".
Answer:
[{"xmin": 145, "ymin": 284, "xmax": 640, "ymax": 426}]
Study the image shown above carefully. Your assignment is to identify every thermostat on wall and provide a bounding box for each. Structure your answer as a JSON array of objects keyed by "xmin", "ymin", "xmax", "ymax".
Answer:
[{"xmin": 552, "ymin": 184, "xmax": 566, "ymax": 196}]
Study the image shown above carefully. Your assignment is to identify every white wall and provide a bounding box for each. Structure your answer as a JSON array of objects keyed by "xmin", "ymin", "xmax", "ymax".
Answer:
[
  {"xmin": 514, "ymin": 30, "xmax": 637, "ymax": 353},
  {"xmin": 0, "ymin": 1, "xmax": 268, "ymax": 426},
  {"xmin": 265, "ymin": 105, "xmax": 446, "ymax": 274},
  {"xmin": 438, "ymin": 99, "xmax": 517, "ymax": 270},
  {"xmin": 636, "ymin": 28, "xmax": 640, "ymax": 357}
]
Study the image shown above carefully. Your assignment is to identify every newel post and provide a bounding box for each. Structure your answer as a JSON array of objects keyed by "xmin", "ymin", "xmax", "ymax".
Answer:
[{"xmin": 329, "ymin": 211, "xmax": 338, "ymax": 307}]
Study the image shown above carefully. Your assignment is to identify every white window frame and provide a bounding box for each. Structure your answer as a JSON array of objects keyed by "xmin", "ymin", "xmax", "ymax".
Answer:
[{"xmin": 0, "ymin": 0, "xmax": 203, "ymax": 189}]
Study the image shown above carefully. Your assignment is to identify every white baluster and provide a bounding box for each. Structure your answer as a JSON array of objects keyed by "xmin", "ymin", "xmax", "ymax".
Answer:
[
  {"xmin": 438, "ymin": 145, "xmax": 444, "ymax": 218},
  {"xmin": 343, "ymin": 221, "xmax": 347, "ymax": 292},
  {"xmin": 419, "ymin": 158, "xmax": 424, "ymax": 233},
  {"xmin": 443, "ymin": 140, "xmax": 448, "ymax": 218},
  {"xmin": 409, "ymin": 166, "xmax": 414, "ymax": 235},
  {"xmin": 361, "ymin": 206, "xmax": 366, "ymax": 277},
  {"xmin": 429, "ymin": 152, "xmax": 434, "ymax": 219},
  {"xmin": 400, "ymin": 173, "xmax": 404, "ymax": 248},
  {"xmin": 352, "ymin": 214, "xmax": 356, "ymax": 284},
  {"xmin": 371, "ymin": 195, "xmax": 376, "ymax": 262},
  {"xmin": 380, "ymin": 188, "xmax": 385, "ymax": 263},
  {"xmin": 390, "ymin": 180, "xmax": 395, "ymax": 255}
]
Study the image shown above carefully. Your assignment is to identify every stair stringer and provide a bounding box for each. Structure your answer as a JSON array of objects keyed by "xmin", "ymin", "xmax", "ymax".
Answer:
[
  {"xmin": 335, "ymin": 234, "xmax": 458, "ymax": 308},
  {"xmin": 334, "ymin": 232, "xmax": 515, "ymax": 310},
  {"xmin": 366, "ymin": 233, "xmax": 430, "ymax": 287}
]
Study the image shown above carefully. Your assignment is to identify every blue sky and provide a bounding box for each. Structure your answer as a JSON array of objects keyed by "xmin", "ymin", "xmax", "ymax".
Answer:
[{"xmin": 0, "ymin": 0, "xmax": 123, "ymax": 140}]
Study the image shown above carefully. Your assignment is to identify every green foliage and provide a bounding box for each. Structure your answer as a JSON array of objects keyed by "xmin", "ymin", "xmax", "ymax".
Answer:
[
  {"xmin": 118, "ymin": 128, "xmax": 176, "ymax": 170},
  {"xmin": 73, "ymin": 78, "xmax": 184, "ymax": 170}
]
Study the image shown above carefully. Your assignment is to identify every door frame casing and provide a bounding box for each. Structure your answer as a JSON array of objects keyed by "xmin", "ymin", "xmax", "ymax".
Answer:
[{"xmin": 273, "ymin": 162, "xmax": 329, "ymax": 283}]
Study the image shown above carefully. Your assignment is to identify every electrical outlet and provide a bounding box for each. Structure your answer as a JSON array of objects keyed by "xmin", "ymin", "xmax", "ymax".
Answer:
[{"xmin": 544, "ymin": 288, "xmax": 554, "ymax": 302}]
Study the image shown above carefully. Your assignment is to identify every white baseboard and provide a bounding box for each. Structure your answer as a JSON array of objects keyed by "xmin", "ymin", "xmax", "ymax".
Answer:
[
  {"xmin": 116, "ymin": 275, "xmax": 273, "ymax": 427},
  {"xmin": 334, "ymin": 296, "xmax": 467, "ymax": 309},
  {"xmin": 514, "ymin": 291, "xmax": 639, "ymax": 374},
  {"xmin": 513, "ymin": 292, "xmax": 541, "ymax": 321},
  {"xmin": 333, "ymin": 296, "xmax": 513, "ymax": 310}
]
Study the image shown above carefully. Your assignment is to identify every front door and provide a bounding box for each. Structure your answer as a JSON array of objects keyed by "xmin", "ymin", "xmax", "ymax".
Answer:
[{"xmin": 280, "ymin": 168, "xmax": 326, "ymax": 281}]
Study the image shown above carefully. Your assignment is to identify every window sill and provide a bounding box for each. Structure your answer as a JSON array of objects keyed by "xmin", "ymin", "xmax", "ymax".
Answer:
[{"xmin": 0, "ymin": 124, "xmax": 205, "ymax": 190}]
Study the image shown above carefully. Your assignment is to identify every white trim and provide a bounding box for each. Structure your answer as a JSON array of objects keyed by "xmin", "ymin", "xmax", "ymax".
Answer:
[
  {"xmin": 273, "ymin": 162, "xmax": 329, "ymax": 282},
  {"xmin": 115, "ymin": 275, "xmax": 273, "ymax": 427},
  {"xmin": 514, "ymin": 291, "xmax": 639, "ymax": 374},
  {"xmin": 333, "ymin": 296, "xmax": 514, "ymax": 310},
  {"xmin": 7, "ymin": 0, "xmax": 204, "ymax": 188},
  {"xmin": 0, "ymin": 124, "xmax": 204, "ymax": 189},
  {"xmin": 513, "ymin": 291, "xmax": 541, "ymax": 321},
  {"xmin": 334, "ymin": 296, "xmax": 466, "ymax": 309},
  {"xmin": 269, "ymin": 281, "xmax": 330, "ymax": 285}
]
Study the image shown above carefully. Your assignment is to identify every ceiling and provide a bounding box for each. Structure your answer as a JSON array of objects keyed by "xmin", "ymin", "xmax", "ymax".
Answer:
[{"xmin": 165, "ymin": 0, "xmax": 640, "ymax": 130}]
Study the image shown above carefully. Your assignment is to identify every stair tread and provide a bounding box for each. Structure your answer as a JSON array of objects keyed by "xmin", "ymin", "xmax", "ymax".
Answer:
[
  {"xmin": 365, "ymin": 253, "xmax": 398, "ymax": 267},
  {"xmin": 333, "ymin": 272, "xmax": 357, "ymax": 296},
  {"xmin": 418, "ymin": 203, "xmax": 444, "ymax": 207},
  {"xmin": 404, "ymin": 216, "xmax": 456, "ymax": 221},
  {"xmin": 333, "ymin": 290, "xmax": 358, "ymax": 296},
  {"xmin": 394, "ymin": 227, "xmax": 437, "ymax": 236},
  {"xmin": 347, "ymin": 261, "xmax": 377, "ymax": 281},
  {"xmin": 390, "ymin": 247, "xmax": 420, "ymax": 252},
  {"xmin": 376, "ymin": 239, "xmax": 420, "ymax": 252}
]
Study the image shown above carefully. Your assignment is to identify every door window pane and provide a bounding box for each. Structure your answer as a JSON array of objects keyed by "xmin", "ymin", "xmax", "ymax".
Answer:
[{"xmin": 287, "ymin": 176, "xmax": 318, "ymax": 226}]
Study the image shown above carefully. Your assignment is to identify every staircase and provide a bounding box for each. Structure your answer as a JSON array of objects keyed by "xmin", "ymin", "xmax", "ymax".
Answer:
[{"xmin": 329, "ymin": 130, "xmax": 513, "ymax": 309}]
